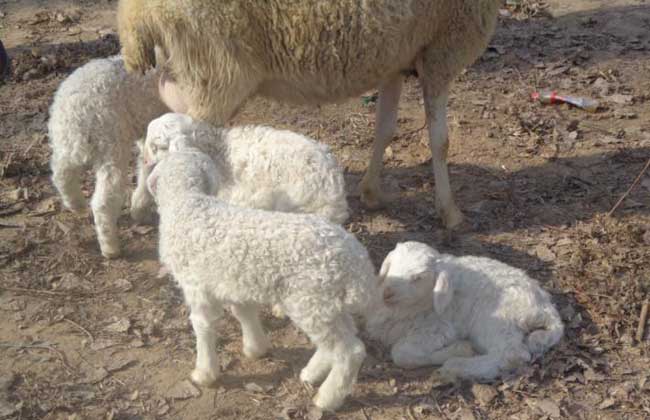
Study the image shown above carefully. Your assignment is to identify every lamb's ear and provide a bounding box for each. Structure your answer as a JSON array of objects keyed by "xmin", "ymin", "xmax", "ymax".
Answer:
[
  {"xmin": 378, "ymin": 252, "xmax": 393, "ymax": 284},
  {"xmin": 433, "ymin": 270, "xmax": 452, "ymax": 316}
]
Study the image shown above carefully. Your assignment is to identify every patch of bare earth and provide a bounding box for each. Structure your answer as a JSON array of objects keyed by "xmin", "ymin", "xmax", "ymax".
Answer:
[{"xmin": 1, "ymin": 1, "xmax": 650, "ymax": 419}]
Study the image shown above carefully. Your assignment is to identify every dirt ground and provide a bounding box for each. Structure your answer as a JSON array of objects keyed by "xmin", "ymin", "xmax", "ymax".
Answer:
[{"xmin": 1, "ymin": 0, "xmax": 650, "ymax": 419}]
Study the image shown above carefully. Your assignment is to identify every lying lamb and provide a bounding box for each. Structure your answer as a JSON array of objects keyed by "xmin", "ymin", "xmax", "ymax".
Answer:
[
  {"xmin": 48, "ymin": 55, "xmax": 168, "ymax": 258},
  {"xmin": 146, "ymin": 150, "xmax": 377, "ymax": 411},
  {"xmin": 136, "ymin": 112, "xmax": 348, "ymax": 224},
  {"xmin": 118, "ymin": 0, "xmax": 504, "ymax": 229},
  {"xmin": 365, "ymin": 242, "xmax": 563, "ymax": 382}
]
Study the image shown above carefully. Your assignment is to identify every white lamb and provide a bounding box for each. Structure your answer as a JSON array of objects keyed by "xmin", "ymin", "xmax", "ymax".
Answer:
[
  {"xmin": 146, "ymin": 150, "xmax": 377, "ymax": 411},
  {"xmin": 365, "ymin": 242, "xmax": 564, "ymax": 382},
  {"xmin": 136, "ymin": 112, "xmax": 349, "ymax": 224},
  {"xmin": 48, "ymin": 55, "xmax": 168, "ymax": 258}
]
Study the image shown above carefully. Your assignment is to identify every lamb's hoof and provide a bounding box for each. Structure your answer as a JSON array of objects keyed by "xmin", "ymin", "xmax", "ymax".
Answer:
[
  {"xmin": 130, "ymin": 207, "xmax": 157, "ymax": 225},
  {"xmin": 360, "ymin": 187, "xmax": 389, "ymax": 210},
  {"xmin": 100, "ymin": 244, "xmax": 121, "ymax": 259},
  {"xmin": 300, "ymin": 366, "xmax": 329, "ymax": 386},
  {"xmin": 190, "ymin": 368, "xmax": 219, "ymax": 387},
  {"xmin": 440, "ymin": 206, "xmax": 464, "ymax": 230},
  {"xmin": 243, "ymin": 338, "xmax": 271, "ymax": 359},
  {"xmin": 271, "ymin": 305, "xmax": 286, "ymax": 319},
  {"xmin": 313, "ymin": 390, "xmax": 344, "ymax": 413}
]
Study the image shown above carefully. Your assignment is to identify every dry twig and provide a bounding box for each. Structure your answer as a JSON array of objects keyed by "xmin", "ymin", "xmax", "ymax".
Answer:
[
  {"xmin": 64, "ymin": 318, "xmax": 94, "ymax": 342},
  {"xmin": 636, "ymin": 300, "xmax": 649, "ymax": 343},
  {"xmin": 0, "ymin": 342, "xmax": 74, "ymax": 374},
  {"xmin": 607, "ymin": 157, "xmax": 650, "ymax": 217}
]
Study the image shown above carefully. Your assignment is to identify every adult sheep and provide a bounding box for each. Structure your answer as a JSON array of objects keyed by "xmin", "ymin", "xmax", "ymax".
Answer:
[{"xmin": 117, "ymin": 0, "xmax": 502, "ymax": 229}]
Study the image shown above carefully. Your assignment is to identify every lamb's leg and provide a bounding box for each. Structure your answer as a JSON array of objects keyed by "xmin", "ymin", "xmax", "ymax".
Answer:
[
  {"xmin": 51, "ymin": 157, "xmax": 86, "ymax": 213},
  {"xmin": 299, "ymin": 346, "xmax": 332, "ymax": 386},
  {"xmin": 416, "ymin": 56, "xmax": 463, "ymax": 229},
  {"xmin": 298, "ymin": 314, "xmax": 365, "ymax": 412},
  {"xmin": 230, "ymin": 303, "xmax": 271, "ymax": 359},
  {"xmin": 187, "ymin": 293, "xmax": 223, "ymax": 386},
  {"xmin": 439, "ymin": 346, "xmax": 531, "ymax": 382},
  {"xmin": 360, "ymin": 74, "xmax": 403, "ymax": 209},
  {"xmin": 130, "ymin": 143, "xmax": 156, "ymax": 225},
  {"xmin": 91, "ymin": 162, "xmax": 127, "ymax": 259},
  {"xmin": 391, "ymin": 339, "xmax": 475, "ymax": 369}
]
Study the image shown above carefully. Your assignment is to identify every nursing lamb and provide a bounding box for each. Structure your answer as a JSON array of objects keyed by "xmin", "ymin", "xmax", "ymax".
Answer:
[
  {"xmin": 137, "ymin": 112, "xmax": 348, "ymax": 224},
  {"xmin": 118, "ymin": 0, "xmax": 503, "ymax": 228},
  {"xmin": 146, "ymin": 150, "xmax": 377, "ymax": 411},
  {"xmin": 48, "ymin": 55, "xmax": 168, "ymax": 258},
  {"xmin": 365, "ymin": 242, "xmax": 564, "ymax": 381}
]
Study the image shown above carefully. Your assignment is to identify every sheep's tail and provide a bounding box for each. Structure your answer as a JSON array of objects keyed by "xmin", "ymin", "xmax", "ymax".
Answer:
[
  {"xmin": 524, "ymin": 307, "xmax": 564, "ymax": 356},
  {"xmin": 50, "ymin": 153, "xmax": 87, "ymax": 214}
]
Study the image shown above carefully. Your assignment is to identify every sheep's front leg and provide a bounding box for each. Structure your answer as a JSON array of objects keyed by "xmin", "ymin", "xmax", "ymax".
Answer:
[
  {"xmin": 359, "ymin": 74, "xmax": 403, "ymax": 209},
  {"xmin": 416, "ymin": 56, "xmax": 464, "ymax": 229},
  {"xmin": 187, "ymin": 294, "xmax": 224, "ymax": 386},
  {"xmin": 130, "ymin": 140, "xmax": 156, "ymax": 224},
  {"xmin": 391, "ymin": 338, "xmax": 475, "ymax": 369},
  {"xmin": 230, "ymin": 303, "xmax": 271, "ymax": 359}
]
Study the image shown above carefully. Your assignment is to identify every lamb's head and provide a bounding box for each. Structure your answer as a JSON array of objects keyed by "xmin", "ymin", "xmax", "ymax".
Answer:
[
  {"xmin": 379, "ymin": 242, "xmax": 453, "ymax": 315},
  {"xmin": 144, "ymin": 113, "xmax": 196, "ymax": 166},
  {"xmin": 146, "ymin": 150, "xmax": 219, "ymax": 204}
]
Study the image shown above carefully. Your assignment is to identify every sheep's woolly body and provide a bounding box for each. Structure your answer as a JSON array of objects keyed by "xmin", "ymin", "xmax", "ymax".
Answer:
[
  {"xmin": 141, "ymin": 113, "xmax": 348, "ymax": 224},
  {"xmin": 119, "ymin": 0, "xmax": 499, "ymax": 121},
  {"xmin": 48, "ymin": 55, "xmax": 167, "ymax": 258},
  {"xmin": 118, "ymin": 0, "xmax": 502, "ymax": 228},
  {"xmin": 149, "ymin": 151, "xmax": 376, "ymax": 411},
  {"xmin": 366, "ymin": 242, "xmax": 563, "ymax": 381}
]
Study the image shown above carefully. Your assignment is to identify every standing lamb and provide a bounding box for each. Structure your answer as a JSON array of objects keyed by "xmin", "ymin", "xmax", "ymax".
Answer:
[
  {"xmin": 365, "ymin": 242, "xmax": 564, "ymax": 381},
  {"xmin": 137, "ymin": 112, "xmax": 349, "ymax": 224},
  {"xmin": 48, "ymin": 55, "xmax": 168, "ymax": 258},
  {"xmin": 146, "ymin": 150, "xmax": 377, "ymax": 411},
  {"xmin": 117, "ymin": 0, "xmax": 503, "ymax": 229}
]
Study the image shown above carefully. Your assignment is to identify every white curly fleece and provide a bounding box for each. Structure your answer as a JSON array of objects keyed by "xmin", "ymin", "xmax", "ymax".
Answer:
[{"xmin": 147, "ymin": 150, "xmax": 377, "ymax": 411}]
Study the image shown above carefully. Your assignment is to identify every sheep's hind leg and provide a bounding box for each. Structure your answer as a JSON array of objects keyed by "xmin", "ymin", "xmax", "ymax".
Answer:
[
  {"xmin": 391, "ymin": 339, "xmax": 475, "ymax": 369},
  {"xmin": 416, "ymin": 56, "xmax": 463, "ymax": 229},
  {"xmin": 51, "ymin": 158, "xmax": 86, "ymax": 213},
  {"xmin": 297, "ymin": 314, "xmax": 365, "ymax": 411},
  {"xmin": 187, "ymin": 292, "xmax": 224, "ymax": 386},
  {"xmin": 439, "ymin": 346, "xmax": 531, "ymax": 382},
  {"xmin": 230, "ymin": 303, "xmax": 271, "ymax": 359},
  {"xmin": 91, "ymin": 162, "xmax": 127, "ymax": 258},
  {"xmin": 360, "ymin": 74, "xmax": 403, "ymax": 209}
]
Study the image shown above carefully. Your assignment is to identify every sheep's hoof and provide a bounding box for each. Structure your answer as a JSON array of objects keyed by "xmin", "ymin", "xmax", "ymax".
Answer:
[
  {"xmin": 130, "ymin": 207, "xmax": 157, "ymax": 225},
  {"xmin": 243, "ymin": 339, "xmax": 271, "ymax": 359},
  {"xmin": 313, "ymin": 390, "xmax": 344, "ymax": 413},
  {"xmin": 100, "ymin": 245, "xmax": 121, "ymax": 259},
  {"xmin": 271, "ymin": 305, "xmax": 286, "ymax": 319},
  {"xmin": 190, "ymin": 368, "xmax": 219, "ymax": 387},
  {"xmin": 359, "ymin": 187, "xmax": 389, "ymax": 210}
]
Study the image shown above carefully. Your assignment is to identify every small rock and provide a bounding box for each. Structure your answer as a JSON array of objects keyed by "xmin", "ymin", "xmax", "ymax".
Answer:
[
  {"xmin": 167, "ymin": 380, "xmax": 201, "ymax": 400},
  {"xmin": 244, "ymin": 382, "xmax": 273, "ymax": 393},
  {"xmin": 129, "ymin": 390, "xmax": 139, "ymax": 401},
  {"xmin": 598, "ymin": 398, "xmax": 616, "ymax": 410},
  {"xmin": 457, "ymin": 408, "xmax": 476, "ymax": 420},
  {"xmin": 526, "ymin": 398, "xmax": 561, "ymax": 418},
  {"xmin": 471, "ymin": 384, "xmax": 497, "ymax": 406},
  {"xmin": 534, "ymin": 244, "xmax": 556, "ymax": 262},
  {"xmin": 81, "ymin": 367, "xmax": 109, "ymax": 384},
  {"xmin": 105, "ymin": 318, "xmax": 131, "ymax": 334}
]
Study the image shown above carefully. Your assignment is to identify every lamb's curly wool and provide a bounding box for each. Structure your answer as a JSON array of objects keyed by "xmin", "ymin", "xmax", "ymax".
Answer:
[
  {"xmin": 138, "ymin": 112, "xmax": 348, "ymax": 224},
  {"xmin": 117, "ymin": 0, "xmax": 502, "ymax": 228},
  {"xmin": 147, "ymin": 150, "xmax": 377, "ymax": 411},
  {"xmin": 365, "ymin": 242, "xmax": 564, "ymax": 382},
  {"xmin": 48, "ymin": 55, "xmax": 168, "ymax": 258}
]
